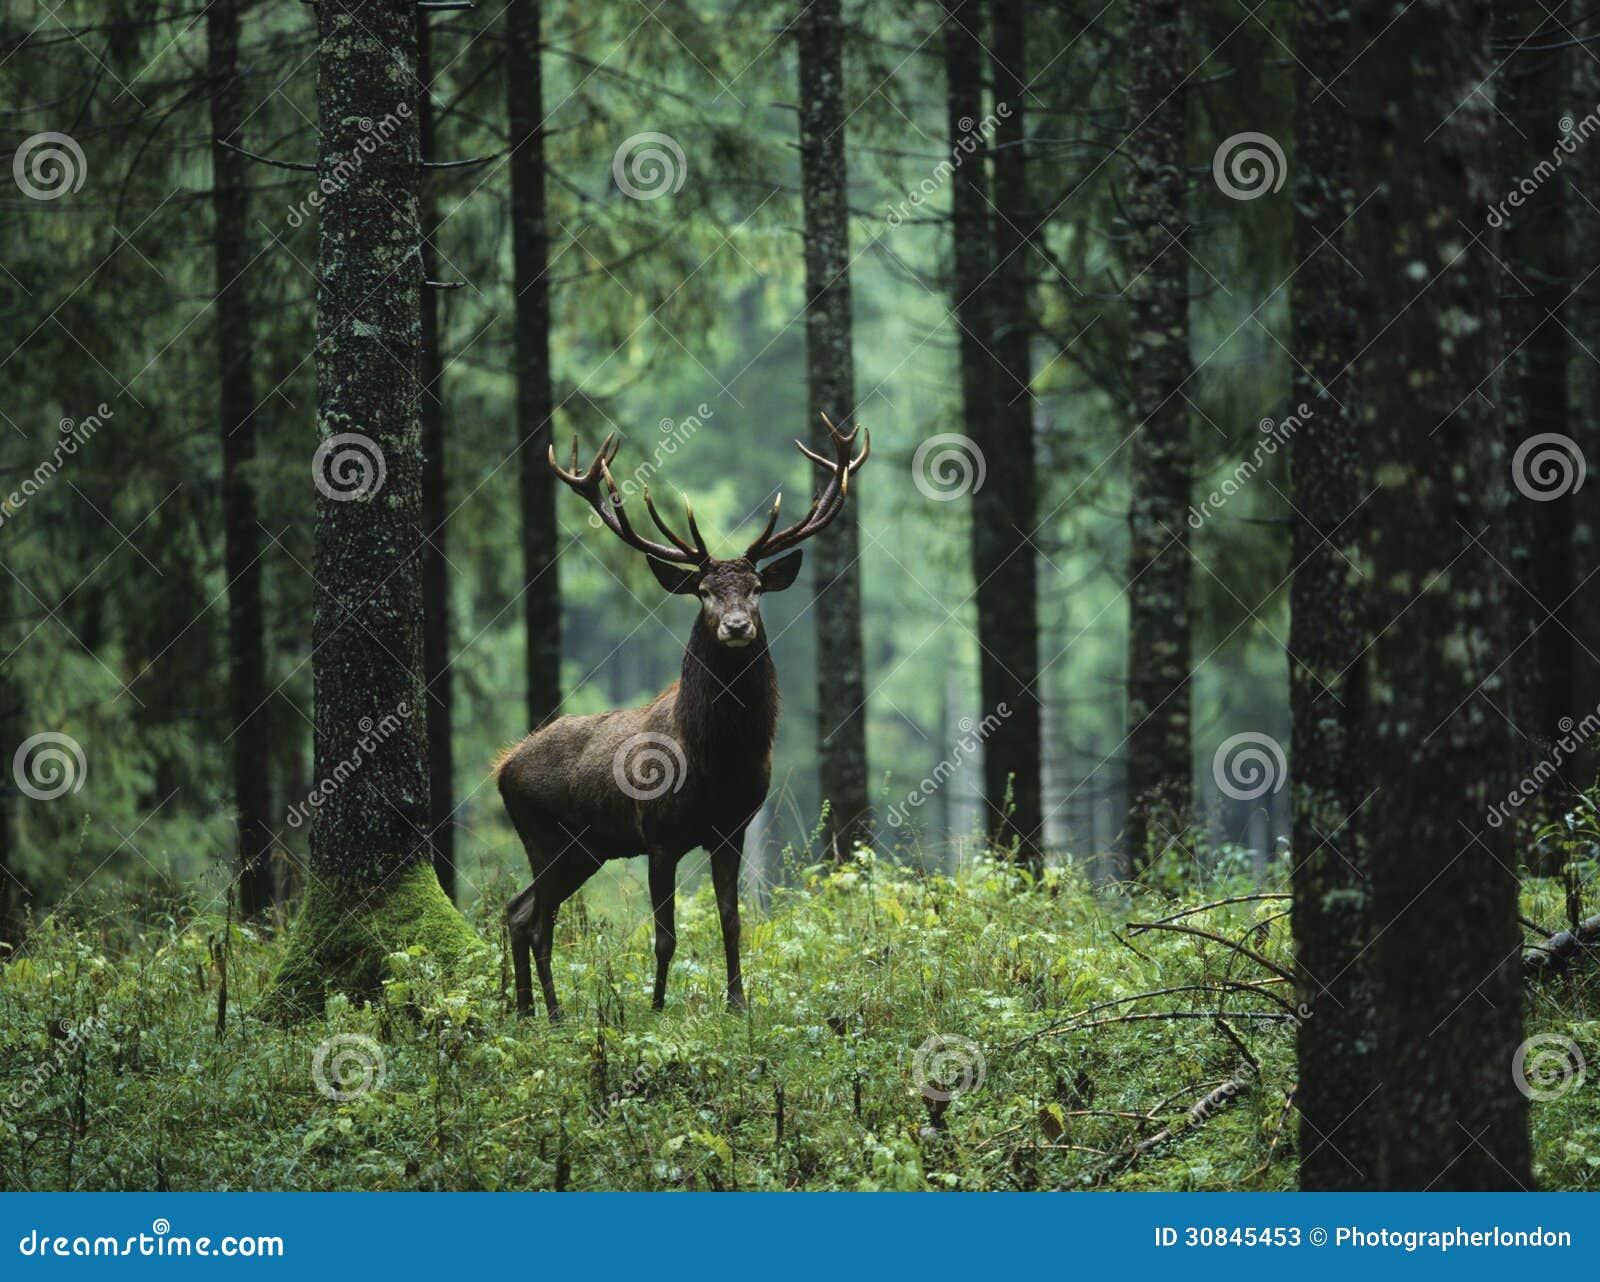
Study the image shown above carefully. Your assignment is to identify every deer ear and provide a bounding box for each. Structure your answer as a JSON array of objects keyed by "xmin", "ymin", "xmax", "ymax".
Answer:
[
  {"xmin": 759, "ymin": 550, "xmax": 804, "ymax": 592},
  {"xmin": 647, "ymin": 557, "xmax": 701, "ymax": 595}
]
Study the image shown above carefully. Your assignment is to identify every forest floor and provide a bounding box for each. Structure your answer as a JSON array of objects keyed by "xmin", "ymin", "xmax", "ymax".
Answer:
[{"xmin": 1, "ymin": 854, "xmax": 1596, "ymax": 1191}]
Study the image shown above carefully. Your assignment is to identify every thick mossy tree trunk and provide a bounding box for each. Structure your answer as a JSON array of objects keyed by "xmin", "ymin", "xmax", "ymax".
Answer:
[
  {"xmin": 264, "ymin": 0, "xmax": 480, "ymax": 1017},
  {"xmin": 508, "ymin": 0, "xmax": 563, "ymax": 734},
  {"xmin": 1501, "ymin": 1, "xmax": 1576, "ymax": 784},
  {"xmin": 796, "ymin": 0, "xmax": 872, "ymax": 854},
  {"xmin": 418, "ymin": 11, "xmax": 457, "ymax": 901},
  {"xmin": 1354, "ymin": 0, "xmax": 1530, "ymax": 1188},
  {"xmin": 1287, "ymin": 0, "xmax": 1378, "ymax": 1191},
  {"xmin": 978, "ymin": 0, "xmax": 1044, "ymax": 872},
  {"xmin": 1123, "ymin": 0, "xmax": 1192, "ymax": 873},
  {"xmin": 208, "ymin": 0, "xmax": 274, "ymax": 918}
]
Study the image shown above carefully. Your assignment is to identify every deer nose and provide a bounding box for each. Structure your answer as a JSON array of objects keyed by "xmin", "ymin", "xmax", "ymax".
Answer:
[{"xmin": 719, "ymin": 614, "xmax": 755, "ymax": 643}]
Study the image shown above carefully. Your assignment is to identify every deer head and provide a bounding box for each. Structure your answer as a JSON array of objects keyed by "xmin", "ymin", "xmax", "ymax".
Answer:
[{"xmin": 548, "ymin": 415, "xmax": 870, "ymax": 650}]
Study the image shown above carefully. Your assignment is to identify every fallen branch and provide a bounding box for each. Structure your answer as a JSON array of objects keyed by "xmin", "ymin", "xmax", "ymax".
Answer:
[
  {"xmin": 1134, "ymin": 893, "xmax": 1289, "ymax": 930},
  {"xmin": 1250, "ymin": 1081, "xmax": 1298, "ymax": 1180},
  {"xmin": 1105, "ymin": 1067, "xmax": 1256, "ymax": 1176},
  {"xmin": 1018, "ymin": 979, "xmax": 1293, "ymax": 1045},
  {"xmin": 1523, "ymin": 912, "xmax": 1600, "ymax": 979},
  {"xmin": 1122, "ymin": 919, "xmax": 1294, "ymax": 983},
  {"xmin": 1037, "ymin": 1009, "xmax": 1297, "ymax": 1039}
]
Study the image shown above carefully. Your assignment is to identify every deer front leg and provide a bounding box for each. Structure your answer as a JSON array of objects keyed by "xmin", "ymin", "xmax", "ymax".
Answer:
[
  {"xmin": 710, "ymin": 836, "xmax": 746, "ymax": 1012},
  {"xmin": 648, "ymin": 854, "xmax": 677, "ymax": 1011}
]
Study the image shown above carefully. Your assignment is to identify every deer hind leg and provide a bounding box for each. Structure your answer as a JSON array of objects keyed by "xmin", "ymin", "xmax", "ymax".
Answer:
[
  {"xmin": 648, "ymin": 854, "xmax": 677, "ymax": 1011},
  {"xmin": 506, "ymin": 884, "xmax": 538, "ymax": 1016},
  {"xmin": 530, "ymin": 888, "xmax": 563, "ymax": 1023}
]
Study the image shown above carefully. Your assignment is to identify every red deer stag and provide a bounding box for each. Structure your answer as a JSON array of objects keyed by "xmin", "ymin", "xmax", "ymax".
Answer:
[{"xmin": 497, "ymin": 418, "xmax": 870, "ymax": 1019}]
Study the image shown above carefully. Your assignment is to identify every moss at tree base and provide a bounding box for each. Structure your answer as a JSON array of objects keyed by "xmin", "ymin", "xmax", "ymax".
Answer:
[{"xmin": 256, "ymin": 862, "xmax": 485, "ymax": 1022}]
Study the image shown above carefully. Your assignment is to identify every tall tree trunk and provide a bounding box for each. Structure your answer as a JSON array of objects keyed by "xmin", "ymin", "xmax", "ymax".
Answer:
[
  {"xmin": 977, "ymin": 0, "xmax": 1044, "ymax": 873},
  {"xmin": 1570, "ymin": 0, "xmax": 1600, "ymax": 778},
  {"xmin": 263, "ymin": 0, "xmax": 479, "ymax": 1016},
  {"xmin": 1287, "ymin": 0, "xmax": 1378, "ymax": 1190},
  {"xmin": 418, "ymin": 11, "xmax": 457, "ymax": 901},
  {"xmin": 1501, "ymin": 2, "xmax": 1575, "ymax": 783},
  {"xmin": 1354, "ymin": 0, "xmax": 1530, "ymax": 1188},
  {"xmin": 508, "ymin": 0, "xmax": 562, "ymax": 733},
  {"xmin": 1123, "ymin": 0, "xmax": 1192, "ymax": 872},
  {"xmin": 945, "ymin": 0, "xmax": 998, "ymax": 861},
  {"xmin": 0, "ymin": 579, "xmax": 21, "ymax": 948},
  {"xmin": 796, "ymin": 0, "xmax": 872, "ymax": 854},
  {"xmin": 208, "ymin": 0, "xmax": 273, "ymax": 918}
]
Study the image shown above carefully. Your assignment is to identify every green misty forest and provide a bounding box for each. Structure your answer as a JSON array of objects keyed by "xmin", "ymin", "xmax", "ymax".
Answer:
[{"xmin": 0, "ymin": 0, "xmax": 1597, "ymax": 1192}]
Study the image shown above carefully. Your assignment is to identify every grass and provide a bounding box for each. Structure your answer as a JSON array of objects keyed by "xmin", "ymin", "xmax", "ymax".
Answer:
[{"xmin": 1, "ymin": 852, "xmax": 1595, "ymax": 1191}]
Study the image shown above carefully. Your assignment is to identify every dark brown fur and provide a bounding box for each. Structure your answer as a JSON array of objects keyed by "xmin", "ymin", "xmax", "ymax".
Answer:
[
  {"xmin": 502, "ymin": 423, "xmax": 867, "ymax": 1020},
  {"xmin": 499, "ymin": 557, "xmax": 791, "ymax": 1018}
]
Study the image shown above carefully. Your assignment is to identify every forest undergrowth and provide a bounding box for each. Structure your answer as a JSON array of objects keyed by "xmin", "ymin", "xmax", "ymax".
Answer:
[{"xmin": 1, "ymin": 848, "xmax": 1595, "ymax": 1191}]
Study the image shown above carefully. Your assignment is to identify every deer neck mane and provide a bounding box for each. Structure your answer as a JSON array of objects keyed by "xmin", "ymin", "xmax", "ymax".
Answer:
[{"xmin": 675, "ymin": 615, "xmax": 779, "ymax": 759}]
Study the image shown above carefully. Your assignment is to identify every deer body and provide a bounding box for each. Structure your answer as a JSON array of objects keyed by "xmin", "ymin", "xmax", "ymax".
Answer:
[{"xmin": 500, "ymin": 422, "xmax": 867, "ymax": 1020}]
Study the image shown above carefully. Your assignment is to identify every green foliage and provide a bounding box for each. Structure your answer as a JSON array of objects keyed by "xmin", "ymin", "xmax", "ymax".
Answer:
[{"xmin": 4, "ymin": 856, "xmax": 1593, "ymax": 1191}]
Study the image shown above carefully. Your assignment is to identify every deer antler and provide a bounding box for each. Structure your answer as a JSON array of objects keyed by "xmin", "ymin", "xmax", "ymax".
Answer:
[
  {"xmin": 548, "ymin": 433, "xmax": 710, "ymax": 566},
  {"xmin": 745, "ymin": 413, "xmax": 871, "ymax": 562}
]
